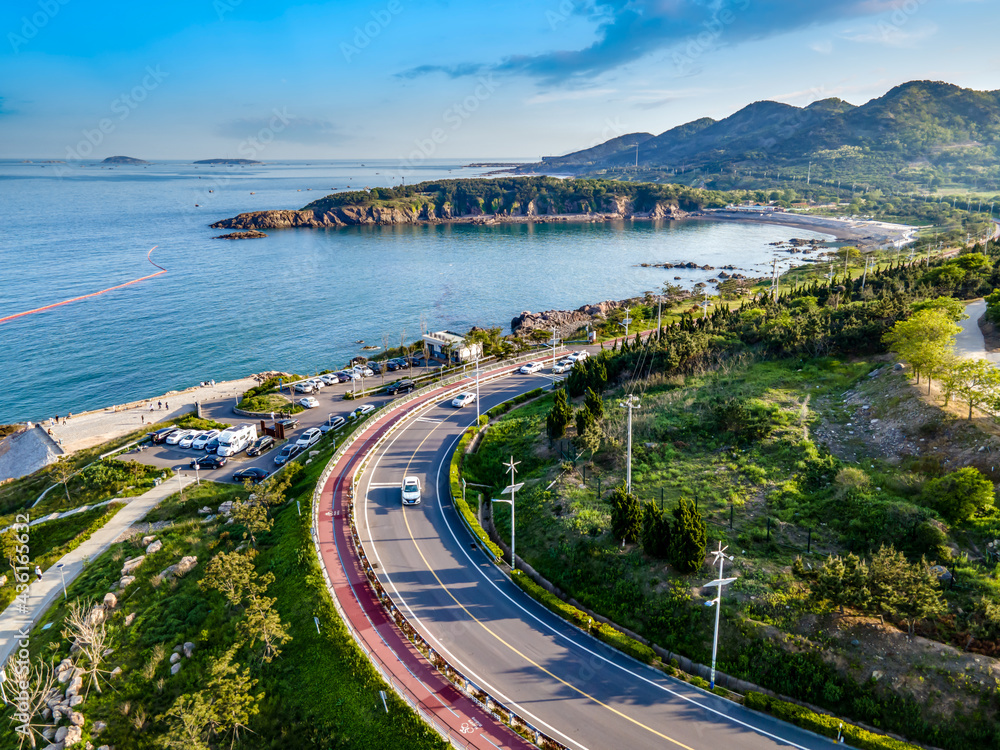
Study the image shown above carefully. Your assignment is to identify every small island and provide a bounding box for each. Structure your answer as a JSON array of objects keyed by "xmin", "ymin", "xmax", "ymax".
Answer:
[
  {"xmin": 194, "ymin": 158, "xmax": 262, "ymax": 165},
  {"xmin": 214, "ymin": 231, "xmax": 267, "ymax": 240},
  {"xmin": 101, "ymin": 156, "xmax": 149, "ymax": 165}
]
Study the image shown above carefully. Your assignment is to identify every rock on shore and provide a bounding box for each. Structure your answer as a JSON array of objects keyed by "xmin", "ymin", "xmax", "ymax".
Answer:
[{"xmin": 214, "ymin": 231, "xmax": 267, "ymax": 240}]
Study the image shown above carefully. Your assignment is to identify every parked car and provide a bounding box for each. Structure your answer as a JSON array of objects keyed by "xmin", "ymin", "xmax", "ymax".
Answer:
[
  {"xmin": 246, "ymin": 435, "xmax": 275, "ymax": 457},
  {"xmin": 191, "ymin": 454, "xmax": 227, "ymax": 470},
  {"xmin": 205, "ymin": 435, "xmax": 221, "ymax": 453},
  {"xmin": 320, "ymin": 415, "xmax": 347, "ymax": 434},
  {"xmin": 352, "ymin": 365, "xmax": 374, "ymax": 378},
  {"xmin": 319, "ymin": 374, "xmax": 339, "ymax": 386},
  {"xmin": 401, "ymin": 475, "xmax": 421, "ymax": 506},
  {"xmin": 519, "ymin": 361, "xmax": 543, "ymax": 374},
  {"xmin": 293, "ymin": 381, "xmax": 314, "ymax": 394},
  {"xmin": 552, "ymin": 360, "xmax": 574, "ymax": 374},
  {"xmin": 368, "ymin": 361, "xmax": 383, "ymax": 374},
  {"xmin": 277, "ymin": 417, "xmax": 299, "ymax": 431},
  {"xmin": 180, "ymin": 430, "xmax": 205, "ymax": 449},
  {"xmin": 386, "ymin": 360, "xmax": 402, "ymax": 372},
  {"xmin": 451, "ymin": 392, "xmax": 476, "ymax": 408},
  {"xmin": 386, "ymin": 379, "xmax": 416, "ymax": 395},
  {"xmin": 165, "ymin": 429, "xmax": 193, "ymax": 446},
  {"xmin": 233, "ymin": 467, "xmax": 269, "ymax": 484},
  {"xmin": 335, "ymin": 371, "xmax": 353, "ymax": 383},
  {"xmin": 342, "ymin": 370, "xmax": 362, "ymax": 381},
  {"xmin": 299, "ymin": 396, "xmax": 319, "ymax": 408},
  {"xmin": 349, "ymin": 404, "xmax": 376, "ymax": 419},
  {"xmin": 191, "ymin": 430, "xmax": 220, "ymax": 450},
  {"xmin": 295, "ymin": 427, "xmax": 322, "ymax": 449},
  {"xmin": 274, "ymin": 443, "xmax": 300, "ymax": 466},
  {"xmin": 150, "ymin": 427, "xmax": 178, "ymax": 444}
]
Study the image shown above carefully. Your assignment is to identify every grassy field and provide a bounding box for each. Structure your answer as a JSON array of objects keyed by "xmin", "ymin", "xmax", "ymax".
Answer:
[{"xmin": 236, "ymin": 392, "xmax": 304, "ymax": 415}]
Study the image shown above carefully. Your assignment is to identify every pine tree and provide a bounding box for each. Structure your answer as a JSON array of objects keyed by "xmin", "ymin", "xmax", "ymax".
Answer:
[
  {"xmin": 609, "ymin": 485, "xmax": 642, "ymax": 544},
  {"xmin": 669, "ymin": 498, "xmax": 707, "ymax": 574},
  {"xmin": 546, "ymin": 389, "xmax": 573, "ymax": 439},
  {"xmin": 584, "ymin": 387, "xmax": 604, "ymax": 420},
  {"xmin": 640, "ymin": 501, "xmax": 672, "ymax": 559}
]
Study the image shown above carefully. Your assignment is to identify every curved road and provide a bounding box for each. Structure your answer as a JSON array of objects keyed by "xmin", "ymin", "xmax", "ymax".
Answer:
[{"xmin": 352, "ymin": 369, "xmax": 831, "ymax": 750}]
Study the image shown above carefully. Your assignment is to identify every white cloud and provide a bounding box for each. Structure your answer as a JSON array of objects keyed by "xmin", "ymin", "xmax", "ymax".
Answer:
[
  {"xmin": 839, "ymin": 21, "xmax": 939, "ymax": 48},
  {"xmin": 810, "ymin": 39, "xmax": 834, "ymax": 54}
]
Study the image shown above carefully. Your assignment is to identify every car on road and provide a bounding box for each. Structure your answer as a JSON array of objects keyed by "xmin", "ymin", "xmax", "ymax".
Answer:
[
  {"xmin": 191, "ymin": 430, "xmax": 220, "ymax": 450},
  {"xmin": 293, "ymin": 381, "xmax": 314, "ymax": 394},
  {"xmin": 166, "ymin": 429, "xmax": 194, "ymax": 446},
  {"xmin": 246, "ymin": 435, "xmax": 275, "ymax": 457},
  {"xmin": 385, "ymin": 379, "xmax": 416, "ymax": 395},
  {"xmin": 299, "ymin": 396, "xmax": 319, "ymax": 408},
  {"xmin": 401, "ymin": 476, "xmax": 421, "ymax": 505},
  {"xmin": 451, "ymin": 392, "xmax": 476, "ymax": 408},
  {"xmin": 150, "ymin": 427, "xmax": 178, "ymax": 444},
  {"xmin": 519, "ymin": 361, "xmax": 543, "ymax": 374},
  {"xmin": 233, "ymin": 467, "xmax": 269, "ymax": 484},
  {"xmin": 320, "ymin": 415, "xmax": 346, "ymax": 434},
  {"xmin": 567, "ymin": 351, "xmax": 590, "ymax": 363},
  {"xmin": 277, "ymin": 418, "xmax": 299, "ymax": 431},
  {"xmin": 349, "ymin": 404, "xmax": 376, "ymax": 420},
  {"xmin": 191, "ymin": 454, "xmax": 227, "ymax": 470},
  {"xmin": 274, "ymin": 443, "xmax": 300, "ymax": 466},
  {"xmin": 296, "ymin": 427, "xmax": 322, "ymax": 449},
  {"xmin": 552, "ymin": 360, "xmax": 574, "ymax": 374}
]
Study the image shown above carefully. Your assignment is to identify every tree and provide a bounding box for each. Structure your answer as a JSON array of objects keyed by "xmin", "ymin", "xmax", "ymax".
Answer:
[
  {"xmin": 199, "ymin": 550, "xmax": 259, "ymax": 608},
  {"xmin": 4, "ymin": 653, "xmax": 57, "ymax": 748},
  {"xmin": 0, "ymin": 529, "xmax": 20, "ymax": 571},
  {"xmin": 575, "ymin": 417, "xmax": 602, "ymax": 458},
  {"xmin": 883, "ymin": 308, "xmax": 961, "ymax": 391},
  {"xmin": 206, "ymin": 645, "xmax": 260, "ymax": 743},
  {"xmin": 640, "ymin": 501, "xmax": 672, "ymax": 559},
  {"xmin": 941, "ymin": 358, "xmax": 1000, "ymax": 418},
  {"xmin": 546, "ymin": 389, "xmax": 573, "ymax": 440},
  {"xmin": 61, "ymin": 600, "xmax": 110, "ymax": 695},
  {"xmin": 231, "ymin": 500, "xmax": 272, "ymax": 547},
  {"xmin": 921, "ymin": 467, "xmax": 995, "ymax": 523},
  {"xmin": 583, "ymin": 387, "xmax": 604, "ymax": 420},
  {"xmin": 669, "ymin": 498, "xmax": 706, "ymax": 574},
  {"xmin": 985, "ymin": 289, "xmax": 1000, "ymax": 324},
  {"xmin": 239, "ymin": 583, "xmax": 291, "ymax": 665},
  {"xmin": 910, "ymin": 296, "xmax": 967, "ymax": 322},
  {"xmin": 156, "ymin": 693, "xmax": 214, "ymax": 750},
  {"xmin": 608, "ymin": 485, "xmax": 642, "ymax": 544},
  {"xmin": 50, "ymin": 457, "xmax": 74, "ymax": 505}
]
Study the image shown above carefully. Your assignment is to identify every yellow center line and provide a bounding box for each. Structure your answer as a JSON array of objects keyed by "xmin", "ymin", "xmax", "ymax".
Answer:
[{"xmin": 378, "ymin": 403, "xmax": 699, "ymax": 750}]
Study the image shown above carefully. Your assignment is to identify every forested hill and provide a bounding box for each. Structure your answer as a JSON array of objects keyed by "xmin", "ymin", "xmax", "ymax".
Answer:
[{"xmin": 523, "ymin": 81, "xmax": 1000, "ymax": 192}]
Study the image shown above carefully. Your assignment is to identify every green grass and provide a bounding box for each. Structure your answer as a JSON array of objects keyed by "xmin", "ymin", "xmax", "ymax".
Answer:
[{"xmin": 237, "ymin": 392, "xmax": 304, "ymax": 415}]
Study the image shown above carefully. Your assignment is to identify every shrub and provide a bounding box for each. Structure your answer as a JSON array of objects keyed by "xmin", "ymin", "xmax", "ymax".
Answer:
[
  {"xmin": 450, "ymin": 427, "xmax": 504, "ymax": 560},
  {"xmin": 921, "ymin": 467, "xmax": 995, "ymax": 523},
  {"xmin": 608, "ymin": 485, "xmax": 642, "ymax": 544},
  {"xmin": 669, "ymin": 498, "xmax": 706, "ymax": 574}
]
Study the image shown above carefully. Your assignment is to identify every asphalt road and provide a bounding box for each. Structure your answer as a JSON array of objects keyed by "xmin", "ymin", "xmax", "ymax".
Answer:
[{"xmin": 354, "ymin": 370, "xmax": 831, "ymax": 750}]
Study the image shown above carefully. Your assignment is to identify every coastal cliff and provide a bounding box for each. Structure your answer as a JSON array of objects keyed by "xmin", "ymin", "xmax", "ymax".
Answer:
[{"xmin": 211, "ymin": 197, "xmax": 688, "ymax": 230}]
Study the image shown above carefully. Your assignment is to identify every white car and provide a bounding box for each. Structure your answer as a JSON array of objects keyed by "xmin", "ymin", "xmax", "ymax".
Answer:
[
  {"xmin": 166, "ymin": 429, "xmax": 194, "ymax": 446},
  {"xmin": 353, "ymin": 365, "xmax": 374, "ymax": 378},
  {"xmin": 307, "ymin": 378, "xmax": 325, "ymax": 390},
  {"xmin": 178, "ymin": 431, "xmax": 203, "ymax": 449},
  {"xmin": 350, "ymin": 403, "xmax": 376, "ymax": 419},
  {"xmin": 319, "ymin": 374, "xmax": 339, "ymax": 386},
  {"xmin": 293, "ymin": 381, "xmax": 314, "ymax": 394},
  {"xmin": 567, "ymin": 351, "xmax": 590, "ymax": 363},
  {"xmin": 191, "ymin": 430, "xmax": 220, "ymax": 450},
  {"xmin": 295, "ymin": 427, "xmax": 322, "ymax": 449},
  {"xmin": 451, "ymin": 392, "xmax": 476, "ymax": 408},
  {"xmin": 552, "ymin": 360, "xmax": 574, "ymax": 374},
  {"xmin": 519, "ymin": 361, "xmax": 543, "ymax": 374},
  {"xmin": 401, "ymin": 475, "xmax": 421, "ymax": 505},
  {"xmin": 319, "ymin": 415, "xmax": 347, "ymax": 434},
  {"xmin": 299, "ymin": 396, "xmax": 319, "ymax": 408}
]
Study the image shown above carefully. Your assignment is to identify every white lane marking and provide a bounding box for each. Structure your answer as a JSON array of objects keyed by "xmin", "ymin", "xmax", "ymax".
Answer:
[{"xmin": 366, "ymin": 482, "xmax": 400, "ymax": 487}]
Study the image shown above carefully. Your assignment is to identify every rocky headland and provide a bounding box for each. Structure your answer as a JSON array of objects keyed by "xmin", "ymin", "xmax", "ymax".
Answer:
[
  {"xmin": 101, "ymin": 156, "xmax": 149, "ymax": 165},
  {"xmin": 211, "ymin": 197, "xmax": 688, "ymax": 231}
]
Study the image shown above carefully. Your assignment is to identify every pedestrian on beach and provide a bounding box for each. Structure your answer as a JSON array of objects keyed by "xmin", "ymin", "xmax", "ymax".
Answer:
[
  {"xmin": 141, "ymin": 415, "xmax": 145, "ymax": 425},
  {"xmin": 158, "ymin": 400, "xmax": 162, "ymax": 410},
  {"xmin": 165, "ymin": 401, "xmax": 169, "ymax": 410},
  {"xmin": 34, "ymin": 565, "xmax": 42, "ymax": 581},
  {"xmin": 210, "ymin": 379, "xmax": 215, "ymax": 387}
]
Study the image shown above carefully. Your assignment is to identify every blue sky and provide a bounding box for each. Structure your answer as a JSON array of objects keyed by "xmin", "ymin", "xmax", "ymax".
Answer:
[{"xmin": 0, "ymin": 0, "xmax": 997, "ymax": 160}]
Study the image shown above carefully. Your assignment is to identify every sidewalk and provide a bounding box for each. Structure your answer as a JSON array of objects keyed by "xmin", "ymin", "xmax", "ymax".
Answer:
[
  {"xmin": 315, "ymin": 383, "xmax": 534, "ymax": 750},
  {"xmin": 48, "ymin": 377, "xmax": 259, "ymax": 454},
  {"xmin": 0, "ymin": 475, "xmax": 195, "ymax": 665}
]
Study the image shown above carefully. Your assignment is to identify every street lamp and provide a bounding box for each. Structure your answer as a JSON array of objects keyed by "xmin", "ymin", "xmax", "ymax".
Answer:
[
  {"xmin": 494, "ymin": 456, "xmax": 523, "ymax": 570},
  {"xmin": 704, "ymin": 542, "xmax": 737, "ymax": 690},
  {"xmin": 618, "ymin": 395, "xmax": 640, "ymax": 494},
  {"xmin": 475, "ymin": 356, "xmax": 481, "ymax": 423},
  {"xmin": 56, "ymin": 563, "xmax": 67, "ymax": 599}
]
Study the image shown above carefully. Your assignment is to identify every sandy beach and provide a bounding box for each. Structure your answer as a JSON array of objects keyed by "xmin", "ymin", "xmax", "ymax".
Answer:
[{"xmin": 691, "ymin": 209, "xmax": 918, "ymax": 246}]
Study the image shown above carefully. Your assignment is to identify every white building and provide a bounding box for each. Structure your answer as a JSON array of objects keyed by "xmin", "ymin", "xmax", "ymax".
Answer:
[{"xmin": 422, "ymin": 331, "xmax": 483, "ymax": 363}]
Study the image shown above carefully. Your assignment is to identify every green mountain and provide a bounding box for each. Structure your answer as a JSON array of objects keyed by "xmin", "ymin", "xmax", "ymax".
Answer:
[{"xmin": 521, "ymin": 81, "xmax": 1000, "ymax": 192}]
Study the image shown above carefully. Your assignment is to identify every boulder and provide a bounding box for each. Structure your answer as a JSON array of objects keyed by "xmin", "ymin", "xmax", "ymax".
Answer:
[
  {"xmin": 109, "ymin": 666, "xmax": 122, "ymax": 679},
  {"xmin": 68, "ymin": 694, "xmax": 84, "ymax": 707},
  {"xmin": 183, "ymin": 642, "xmax": 195, "ymax": 658},
  {"xmin": 198, "ymin": 506, "xmax": 212, "ymax": 514},
  {"xmin": 65, "ymin": 675, "xmax": 83, "ymax": 697},
  {"xmin": 56, "ymin": 659, "xmax": 74, "ymax": 683},
  {"xmin": 42, "ymin": 725, "xmax": 55, "ymax": 740},
  {"xmin": 92, "ymin": 720, "xmax": 107, "ymax": 735},
  {"xmin": 217, "ymin": 501, "xmax": 233, "ymax": 516},
  {"xmin": 160, "ymin": 556, "xmax": 198, "ymax": 581},
  {"xmin": 55, "ymin": 726, "xmax": 68, "ymax": 743},
  {"xmin": 69, "ymin": 711, "xmax": 84, "ymax": 726},
  {"xmin": 63, "ymin": 724, "xmax": 83, "ymax": 747},
  {"xmin": 124, "ymin": 612, "xmax": 136, "ymax": 627},
  {"xmin": 146, "ymin": 539, "xmax": 163, "ymax": 555},
  {"xmin": 170, "ymin": 662, "xmax": 182, "ymax": 675},
  {"xmin": 120, "ymin": 555, "xmax": 145, "ymax": 576},
  {"xmin": 87, "ymin": 606, "xmax": 106, "ymax": 626},
  {"xmin": 118, "ymin": 575, "xmax": 136, "ymax": 589},
  {"xmin": 102, "ymin": 648, "xmax": 114, "ymax": 657},
  {"xmin": 169, "ymin": 652, "xmax": 181, "ymax": 664},
  {"xmin": 201, "ymin": 515, "xmax": 216, "ymax": 523},
  {"xmin": 0, "ymin": 575, "xmax": 6, "ymax": 587},
  {"xmin": 102, "ymin": 593, "xmax": 117, "ymax": 610},
  {"xmin": 141, "ymin": 535, "xmax": 157, "ymax": 546}
]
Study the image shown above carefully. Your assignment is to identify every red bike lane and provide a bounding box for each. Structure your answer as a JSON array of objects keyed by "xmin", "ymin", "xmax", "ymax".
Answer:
[{"xmin": 313, "ymin": 378, "xmax": 536, "ymax": 750}]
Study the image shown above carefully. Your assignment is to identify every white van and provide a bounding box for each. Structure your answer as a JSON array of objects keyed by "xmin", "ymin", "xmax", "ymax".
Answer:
[{"xmin": 217, "ymin": 424, "xmax": 258, "ymax": 457}]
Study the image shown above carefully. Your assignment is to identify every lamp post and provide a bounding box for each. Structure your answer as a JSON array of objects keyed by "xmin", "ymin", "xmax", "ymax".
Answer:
[
  {"xmin": 56, "ymin": 563, "xmax": 67, "ymax": 599},
  {"xmin": 475, "ymin": 356, "xmax": 481, "ymax": 424},
  {"xmin": 495, "ymin": 457, "xmax": 523, "ymax": 570},
  {"xmin": 618, "ymin": 395, "xmax": 639, "ymax": 494},
  {"xmin": 704, "ymin": 542, "xmax": 737, "ymax": 689}
]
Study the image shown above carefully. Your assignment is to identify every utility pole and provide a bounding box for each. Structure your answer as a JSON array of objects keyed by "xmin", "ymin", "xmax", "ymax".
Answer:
[
  {"xmin": 495, "ymin": 457, "xmax": 523, "ymax": 571},
  {"xmin": 623, "ymin": 306, "xmax": 632, "ymax": 339},
  {"xmin": 475, "ymin": 356, "xmax": 481, "ymax": 423},
  {"xmin": 860, "ymin": 253, "xmax": 870, "ymax": 290},
  {"xmin": 771, "ymin": 257, "xmax": 779, "ymax": 301},
  {"xmin": 705, "ymin": 542, "xmax": 737, "ymax": 690},
  {"xmin": 619, "ymin": 395, "xmax": 640, "ymax": 493},
  {"xmin": 552, "ymin": 326, "xmax": 558, "ymax": 370},
  {"xmin": 701, "ymin": 289, "xmax": 711, "ymax": 319}
]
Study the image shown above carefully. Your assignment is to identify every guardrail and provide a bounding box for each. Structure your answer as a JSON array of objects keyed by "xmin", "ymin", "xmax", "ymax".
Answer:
[{"xmin": 310, "ymin": 349, "xmax": 570, "ymax": 750}]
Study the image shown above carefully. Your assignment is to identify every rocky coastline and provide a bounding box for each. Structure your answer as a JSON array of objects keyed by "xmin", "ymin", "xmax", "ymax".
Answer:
[
  {"xmin": 211, "ymin": 199, "xmax": 688, "ymax": 231},
  {"xmin": 214, "ymin": 231, "xmax": 267, "ymax": 240}
]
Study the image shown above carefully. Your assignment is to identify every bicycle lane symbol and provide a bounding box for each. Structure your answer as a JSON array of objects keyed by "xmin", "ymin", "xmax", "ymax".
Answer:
[{"xmin": 459, "ymin": 717, "xmax": 482, "ymax": 734}]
